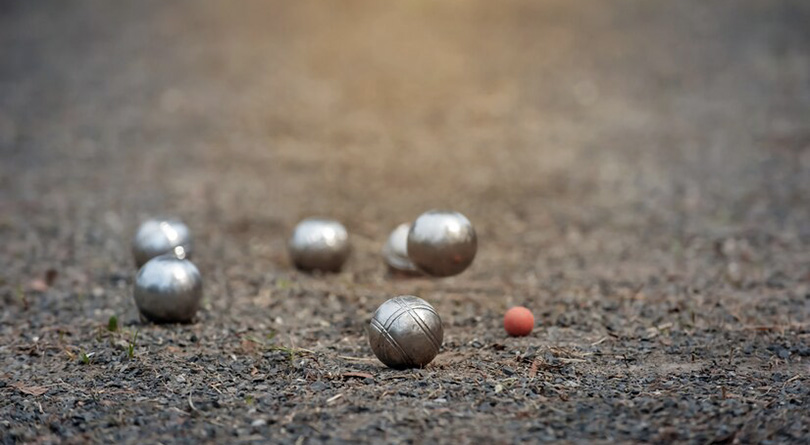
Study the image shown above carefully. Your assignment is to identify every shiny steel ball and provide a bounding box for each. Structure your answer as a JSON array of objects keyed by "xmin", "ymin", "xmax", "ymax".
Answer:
[
  {"xmin": 288, "ymin": 218, "xmax": 350, "ymax": 272},
  {"xmin": 382, "ymin": 223, "xmax": 419, "ymax": 273},
  {"xmin": 368, "ymin": 295, "xmax": 443, "ymax": 369},
  {"xmin": 407, "ymin": 210, "xmax": 477, "ymax": 277},
  {"xmin": 132, "ymin": 218, "xmax": 193, "ymax": 268},
  {"xmin": 134, "ymin": 255, "xmax": 203, "ymax": 323}
]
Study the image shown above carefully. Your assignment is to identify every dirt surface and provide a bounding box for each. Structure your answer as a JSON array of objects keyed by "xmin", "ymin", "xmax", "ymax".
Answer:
[{"xmin": 1, "ymin": 1, "xmax": 809, "ymax": 443}]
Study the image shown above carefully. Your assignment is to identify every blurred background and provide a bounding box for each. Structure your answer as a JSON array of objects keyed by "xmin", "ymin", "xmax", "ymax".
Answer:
[{"xmin": 0, "ymin": 0, "xmax": 808, "ymax": 301}]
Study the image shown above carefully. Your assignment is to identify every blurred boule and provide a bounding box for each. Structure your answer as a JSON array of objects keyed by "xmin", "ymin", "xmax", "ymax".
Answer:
[
  {"xmin": 133, "ymin": 255, "xmax": 202, "ymax": 323},
  {"xmin": 407, "ymin": 210, "xmax": 477, "ymax": 277},
  {"xmin": 288, "ymin": 218, "xmax": 350, "ymax": 272},
  {"xmin": 132, "ymin": 218, "xmax": 192, "ymax": 268},
  {"xmin": 382, "ymin": 223, "xmax": 419, "ymax": 273}
]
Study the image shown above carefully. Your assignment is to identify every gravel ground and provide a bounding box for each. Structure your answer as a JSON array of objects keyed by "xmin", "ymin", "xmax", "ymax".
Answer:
[{"xmin": 1, "ymin": 1, "xmax": 808, "ymax": 443}]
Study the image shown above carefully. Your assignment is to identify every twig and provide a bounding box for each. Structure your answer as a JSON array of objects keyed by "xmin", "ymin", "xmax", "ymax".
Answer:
[
  {"xmin": 590, "ymin": 337, "xmax": 609, "ymax": 346},
  {"xmin": 529, "ymin": 359, "xmax": 538, "ymax": 379},
  {"xmin": 167, "ymin": 407, "xmax": 189, "ymax": 416},
  {"xmin": 338, "ymin": 355, "xmax": 376, "ymax": 362}
]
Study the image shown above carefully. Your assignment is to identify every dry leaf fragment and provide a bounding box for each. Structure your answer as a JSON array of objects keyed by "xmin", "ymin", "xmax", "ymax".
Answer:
[
  {"xmin": 28, "ymin": 279, "xmax": 48, "ymax": 292},
  {"xmin": 13, "ymin": 383, "xmax": 48, "ymax": 396},
  {"xmin": 529, "ymin": 359, "xmax": 538, "ymax": 378},
  {"xmin": 342, "ymin": 372, "xmax": 374, "ymax": 380}
]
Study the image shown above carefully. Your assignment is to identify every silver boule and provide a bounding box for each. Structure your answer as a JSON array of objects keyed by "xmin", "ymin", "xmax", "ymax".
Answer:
[
  {"xmin": 288, "ymin": 218, "xmax": 350, "ymax": 272},
  {"xmin": 407, "ymin": 210, "xmax": 477, "ymax": 277},
  {"xmin": 134, "ymin": 255, "xmax": 202, "ymax": 323},
  {"xmin": 367, "ymin": 295, "xmax": 443, "ymax": 369},
  {"xmin": 382, "ymin": 223, "xmax": 419, "ymax": 273},
  {"xmin": 132, "ymin": 218, "xmax": 193, "ymax": 268}
]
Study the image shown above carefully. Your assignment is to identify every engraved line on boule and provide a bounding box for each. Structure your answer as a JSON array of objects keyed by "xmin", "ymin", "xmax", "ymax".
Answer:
[
  {"xmin": 382, "ymin": 306, "xmax": 409, "ymax": 331},
  {"xmin": 371, "ymin": 318, "xmax": 414, "ymax": 367},
  {"xmin": 380, "ymin": 303, "xmax": 437, "ymax": 331},
  {"xmin": 403, "ymin": 304, "xmax": 442, "ymax": 350},
  {"xmin": 398, "ymin": 305, "xmax": 441, "ymax": 327},
  {"xmin": 403, "ymin": 304, "xmax": 440, "ymax": 318},
  {"xmin": 392, "ymin": 298, "xmax": 441, "ymax": 354},
  {"xmin": 389, "ymin": 302, "xmax": 440, "ymax": 324},
  {"xmin": 391, "ymin": 298, "xmax": 439, "ymax": 320},
  {"xmin": 370, "ymin": 318, "xmax": 413, "ymax": 366}
]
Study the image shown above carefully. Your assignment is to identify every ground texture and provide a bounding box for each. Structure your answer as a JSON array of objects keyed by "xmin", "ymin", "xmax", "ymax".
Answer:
[{"xmin": 1, "ymin": 1, "xmax": 809, "ymax": 443}]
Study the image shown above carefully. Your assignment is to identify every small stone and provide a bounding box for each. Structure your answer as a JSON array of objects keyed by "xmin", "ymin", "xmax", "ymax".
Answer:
[{"xmin": 725, "ymin": 262, "xmax": 742, "ymax": 285}]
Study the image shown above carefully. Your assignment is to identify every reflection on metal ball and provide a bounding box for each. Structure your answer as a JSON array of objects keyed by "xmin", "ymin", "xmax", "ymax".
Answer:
[
  {"xmin": 382, "ymin": 223, "xmax": 419, "ymax": 273},
  {"xmin": 134, "ymin": 255, "xmax": 202, "ymax": 323},
  {"xmin": 407, "ymin": 210, "xmax": 477, "ymax": 277},
  {"xmin": 368, "ymin": 295, "xmax": 443, "ymax": 369},
  {"xmin": 288, "ymin": 218, "xmax": 350, "ymax": 272},
  {"xmin": 132, "ymin": 218, "xmax": 193, "ymax": 268}
]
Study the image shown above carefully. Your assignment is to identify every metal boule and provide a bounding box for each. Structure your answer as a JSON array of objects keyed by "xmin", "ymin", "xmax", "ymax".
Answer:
[
  {"xmin": 132, "ymin": 218, "xmax": 193, "ymax": 268},
  {"xmin": 382, "ymin": 223, "xmax": 419, "ymax": 273},
  {"xmin": 133, "ymin": 255, "xmax": 203, "ymax": 323},
  {"xmin": 407, "ymin": 210, "xmax": 477, "ymax": 277},
  {"xmin": 368, "ymin": 295, "xmax": 443, "ymax": 369},
  {"xmin": 288, "ymin": 218, "xmax": 350, "ymax": 272}
]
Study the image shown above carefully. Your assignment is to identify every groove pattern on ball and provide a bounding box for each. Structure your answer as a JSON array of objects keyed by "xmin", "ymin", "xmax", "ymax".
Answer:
[{"xmin": 368, "ymin": 295, "xmax": 443, "ymax": 369}]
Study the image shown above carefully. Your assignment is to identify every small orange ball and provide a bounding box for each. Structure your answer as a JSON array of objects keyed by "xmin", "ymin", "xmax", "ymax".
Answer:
[{"xmin": 504, "ymin": 306, "xmax": 534, "ymax": 337}]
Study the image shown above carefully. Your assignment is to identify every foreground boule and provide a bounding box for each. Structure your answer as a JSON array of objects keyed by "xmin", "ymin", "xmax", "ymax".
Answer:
[
  {"xmin": 407, "ymin": 210, "xmax": 477, "ymax": 277},
  {"xmin": 132, "ymin": 218, "xmax": 193, "ymax": 268},
  {"xmin": 134, "ymin": 255, "xmax": 202, "ymax": 323},
  {"xmin": 368, "ymin": 295, "xmax": 443, "ymax": 369},
  {"xmin": 288, "ymin": 218, "xmax": 350, "ymax": 272},
  {"xmin": 382, "ymin": 223, "xmax": 419, "ymax": 273}
]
